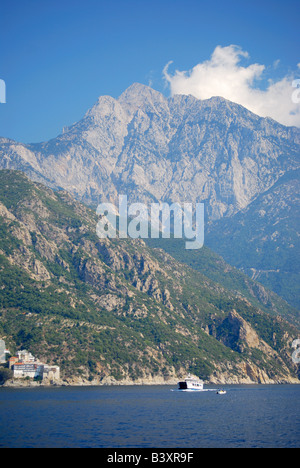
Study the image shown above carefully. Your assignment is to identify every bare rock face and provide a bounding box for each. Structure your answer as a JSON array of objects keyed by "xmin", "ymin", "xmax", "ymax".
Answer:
[
  {"xmin": 217, "ymin": 309, "xmax": 274, "ymax": 354},
  {"xmin": 0, "ymin": 83, "xmax": 299, "ymax": 221},
  {"xmin": 225, "ymin": 310, "xmax": 261, "ymax": 350}
]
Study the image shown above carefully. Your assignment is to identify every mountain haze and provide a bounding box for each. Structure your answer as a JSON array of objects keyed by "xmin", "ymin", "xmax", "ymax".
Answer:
[{"xmin": 207, "ymin": 169, "xmax": 300, "ymax": 309}]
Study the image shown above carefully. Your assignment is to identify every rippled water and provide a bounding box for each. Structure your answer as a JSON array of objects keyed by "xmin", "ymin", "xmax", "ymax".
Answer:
[{"xmin": 0, "ymin": 385, "xmax": 299, "ymax": 448}]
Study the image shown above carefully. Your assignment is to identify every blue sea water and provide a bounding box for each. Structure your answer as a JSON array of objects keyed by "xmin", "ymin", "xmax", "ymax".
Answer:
[{"xmin": 0, "ymin": 385, "xmax": 299, "ymax": 448}]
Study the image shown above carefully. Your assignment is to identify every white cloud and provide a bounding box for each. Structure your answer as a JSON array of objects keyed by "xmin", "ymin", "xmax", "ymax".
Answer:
[{"xmin": 163, "ymin": 45, "xmax": 300, "ymax": 127}]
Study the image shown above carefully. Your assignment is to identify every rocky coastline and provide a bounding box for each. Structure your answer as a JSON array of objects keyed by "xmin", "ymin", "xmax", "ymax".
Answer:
[{"xmin": 3, "ymin": 372, "xmax": 299, "ymax": 388}]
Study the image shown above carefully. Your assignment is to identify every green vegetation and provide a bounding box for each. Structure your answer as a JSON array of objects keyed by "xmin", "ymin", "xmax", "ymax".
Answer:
[
  {"xmin": 0, "ymin": 170, "xmax": 298, "ymax": 384},
  {"xmin": 146, "ymin": 237, "xmax": 299, "ymax": 327},
  {"xmin": 0, "ymin": 367, "xmax": 13, "ymax": 385}
]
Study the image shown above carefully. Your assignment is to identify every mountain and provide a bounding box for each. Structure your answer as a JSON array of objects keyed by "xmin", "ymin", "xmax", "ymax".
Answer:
[
  {"xmin": 206, "ymin": 169, "xmax": 300, "ymax": 310},
  {"xmin": 0, "ymin": 171, "xmax": 299, "ymax": 385},
  {"xmin": 0, "ymin": 82, "xmax": 299, "ymax": 310},
  {"xmin": 146, "ymin": 237, "xmax": 300, "ymax": 328},
  {"xmin": 0, "ymin": 83, "xmax": 299, "ymax": 216}
]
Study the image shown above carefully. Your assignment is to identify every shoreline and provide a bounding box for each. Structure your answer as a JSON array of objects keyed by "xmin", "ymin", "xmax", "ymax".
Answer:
[{"xmin": 2, "ymin": 376, "xmax": 300, "ymax": 389}]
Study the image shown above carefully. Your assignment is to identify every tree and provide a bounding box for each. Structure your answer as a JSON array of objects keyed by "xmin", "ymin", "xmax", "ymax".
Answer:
[{"xmin": 0, "ymin": 367, "xmax": 13, "ymax": 385}]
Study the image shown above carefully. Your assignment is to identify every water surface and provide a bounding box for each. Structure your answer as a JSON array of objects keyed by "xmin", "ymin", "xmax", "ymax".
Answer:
[{"xmin": 0, "ymin": 385, "xmax": 299, "ymax": 448}]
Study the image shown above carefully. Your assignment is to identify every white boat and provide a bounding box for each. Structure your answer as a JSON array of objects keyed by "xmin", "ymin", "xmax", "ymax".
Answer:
[
  {"xmin": 216, "ymin": 390, "xmax": 227, "ymax": 395},
  {"xmin": 178, "ymin": 374, "xmax": 204, "ymax": 391}
]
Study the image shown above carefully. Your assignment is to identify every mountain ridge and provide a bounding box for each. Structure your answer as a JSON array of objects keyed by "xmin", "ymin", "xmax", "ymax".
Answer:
[
  {"xmin": 0, "ymin": 83, "xmax": 299, "ymax": 310},
  {"xmin": 1, "ymin": 83, "xmax": 299, "ymax": 213}
]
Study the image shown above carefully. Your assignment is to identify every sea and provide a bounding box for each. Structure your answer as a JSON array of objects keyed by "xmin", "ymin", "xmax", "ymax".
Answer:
[{"xmin": 0, "ymin": 384, "xmax": 299, "ymax": 448}]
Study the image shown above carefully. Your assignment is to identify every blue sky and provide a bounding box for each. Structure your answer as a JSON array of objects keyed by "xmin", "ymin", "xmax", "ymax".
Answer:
[{"xmin": 0, "ymin": 0, "xmax": 299, "ymax": 143}]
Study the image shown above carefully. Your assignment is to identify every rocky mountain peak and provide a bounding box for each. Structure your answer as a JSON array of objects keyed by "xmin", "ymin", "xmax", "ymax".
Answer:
[
  {"xmin": 118, "ymin": 82, "xmax": 165, "ymax": 102},
  {"xmin": 118, "ymin": 82, "xmax": 169, "ymax": 117}
]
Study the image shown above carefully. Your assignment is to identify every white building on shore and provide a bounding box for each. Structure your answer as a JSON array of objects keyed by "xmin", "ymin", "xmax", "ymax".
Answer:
[{"xmin": 9, "ymin": 349, "xmax": 60, "ymax": 382}]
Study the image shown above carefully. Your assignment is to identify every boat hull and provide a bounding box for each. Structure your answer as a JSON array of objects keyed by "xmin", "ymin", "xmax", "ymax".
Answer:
[
  {"xmin": 178, "ymin": 388, "xmax": 204, "ymax": 392},
  {"xmin": 178, "ymin": 380, "xmax": 204, "ymax": 391}
]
